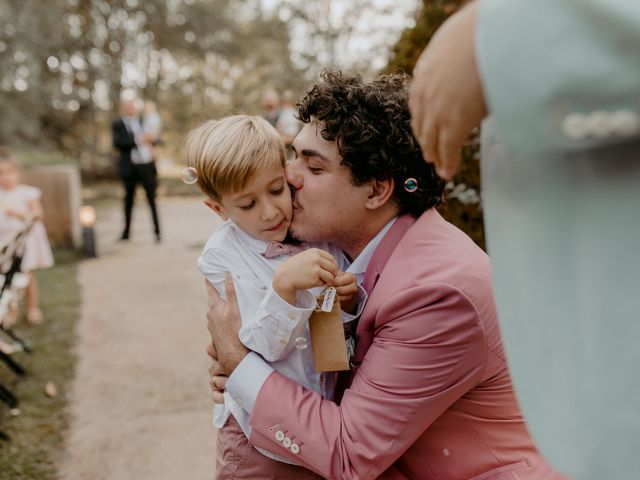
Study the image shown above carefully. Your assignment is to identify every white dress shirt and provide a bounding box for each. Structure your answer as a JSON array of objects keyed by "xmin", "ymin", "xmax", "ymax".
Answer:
[
  {"xmin": 198, "ymin": 221, "xmax": 365, "ymax": 461},
  {"xmin": 224, "ymin": 218, "xmax": 397, "ymax": 423},
  {"xmin": 123, "ymin": 116, "xmax": 153, "ymax": 164}
]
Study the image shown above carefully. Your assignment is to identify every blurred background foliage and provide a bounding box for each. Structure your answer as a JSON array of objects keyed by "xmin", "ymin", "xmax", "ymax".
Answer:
[
  {"xmin": 0, "ymin": 0, "xmax": 414, "ymax": 172},
  {"xmin": 387, "ymin": 0, "xmax": 484, "ymax": 249},
  {"xmin": 0, "ymin": 0, "xmax": 483, "ymax": 247}
]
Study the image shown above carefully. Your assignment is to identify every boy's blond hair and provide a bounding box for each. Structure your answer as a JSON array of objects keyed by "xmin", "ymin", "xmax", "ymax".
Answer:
[{"xmin": 185, "ymin": 115, "xmax": 286, "ymax": 201}]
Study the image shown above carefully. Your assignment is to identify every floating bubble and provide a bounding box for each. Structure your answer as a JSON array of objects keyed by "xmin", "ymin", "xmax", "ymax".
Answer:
[
  {"xmin": 182, "ymin": 167, "xmax": 198, "ymax": 184},
  {"xmin": 295, "ymin": 337, "xmax": 308, "ymax": 350},
  {"xmin": 403, "ymin": 177, "xmax": 418, "ymax": 193}
]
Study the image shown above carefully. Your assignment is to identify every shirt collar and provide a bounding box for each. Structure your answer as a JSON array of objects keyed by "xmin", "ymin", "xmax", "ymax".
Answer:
[
  {"xmin": 229, "ymin": 217, "xmax": 398, "ymax": 270},
  {"xmin": 347, "ymin": 217, "xmax": 397, "ymax": 278},
  {"xmin": 229, "ymin": 221, "xmax": 270, "ymax": 255}
]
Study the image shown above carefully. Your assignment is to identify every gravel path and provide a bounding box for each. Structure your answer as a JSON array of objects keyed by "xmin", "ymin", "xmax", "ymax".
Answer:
[{"xmin": 59, "ymin": 196, "xmax": 222, "ymax": 480}]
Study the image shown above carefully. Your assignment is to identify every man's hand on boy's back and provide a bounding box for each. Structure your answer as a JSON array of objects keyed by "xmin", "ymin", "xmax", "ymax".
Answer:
[
  {"xmin": 207, "ymin": 343, "xmax": 227, "ymax": 404},
  {"xmin": 272, "ymin": 248, "xmax": 339, "ymax": 306},
  {"xmin": 205, "ymin": 275, "xmax": 249, "ymax": 375}
]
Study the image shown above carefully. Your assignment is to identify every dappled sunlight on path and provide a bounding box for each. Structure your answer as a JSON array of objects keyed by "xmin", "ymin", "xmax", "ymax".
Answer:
[{"xmin": 59, "ymin": 197, "xmax": 222, "ymax": 480}]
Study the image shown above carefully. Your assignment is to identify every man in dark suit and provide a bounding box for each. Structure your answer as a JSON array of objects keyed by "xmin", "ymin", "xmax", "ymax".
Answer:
[{"xmin": 112, "ymin": 98, "xmax": 161, "ymax": 242}]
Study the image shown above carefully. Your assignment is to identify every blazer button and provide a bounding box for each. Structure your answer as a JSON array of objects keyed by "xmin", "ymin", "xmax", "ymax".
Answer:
[
  {"xmin": 583, "ymin": 110, "xmax": 611, "ymax": 139},
  {"xmin": 275, "ymin": 430, "xmax": 285, "ymax": 442},
  {"xmin": 283, "ymin": 437, "xmax": 292, "ymax": 448},
  {"xmin": 610, "ymin": 109, "xmax": 640, "ymax": 137},
  {"xmin": 561, "ymin": 112, "xmax": 588, "ymax": 140},
  {"xmin": 290, "ymin": 443, "xmax": 300, "ymax": 454}
]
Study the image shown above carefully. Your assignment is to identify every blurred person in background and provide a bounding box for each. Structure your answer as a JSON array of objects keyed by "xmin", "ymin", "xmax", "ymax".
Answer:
[
  {"xmin": 275, "ymin": 90, "xmax": 301, "ymax": 161},
  {"xmin": 409, "ymin": 1, "xmax": 640, "ymax": 478},
  {"xmin": 0, "ymin": 147, "xmax": 54, "ymax": 325},
  {"xmin": 261, "ymin": 88, "xmax": 281, "ymax": 129},
  {"xmin": 112, "ymin": 96, "xmax": 161, "ymax": 243}
]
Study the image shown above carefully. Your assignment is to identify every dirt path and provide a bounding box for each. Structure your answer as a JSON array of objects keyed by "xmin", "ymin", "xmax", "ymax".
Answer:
[{"xmin": 59, "ymin": 196, "xmax": 222, "ymax": 480}]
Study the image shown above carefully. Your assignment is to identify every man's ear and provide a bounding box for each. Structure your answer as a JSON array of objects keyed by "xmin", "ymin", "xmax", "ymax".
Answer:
[
  {"xmin": 365, "ymin": 178, "xmax": 395, "ymax": 210},
  {"xmin": 204, "ymin": 198, "xmax": 229, "ymax": 221}
]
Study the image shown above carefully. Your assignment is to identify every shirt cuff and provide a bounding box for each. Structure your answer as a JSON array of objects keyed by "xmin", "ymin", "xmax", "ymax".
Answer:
[
  {"xmin": 226, "ymin": 352, "xmax": 274, "ymax": 414},
  {"xmin": 341, "ymin": 284, "xmax": 368, "ymax": 322}
]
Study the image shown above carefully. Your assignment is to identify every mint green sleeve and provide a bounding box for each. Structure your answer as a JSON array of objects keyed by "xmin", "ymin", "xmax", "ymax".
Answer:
[{"xmin": 476, "ymin": 0, "xmax": 640, "ymax": 155}]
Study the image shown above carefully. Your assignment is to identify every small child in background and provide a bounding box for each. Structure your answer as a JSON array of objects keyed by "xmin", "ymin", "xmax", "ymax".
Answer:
[
  {"xmin": 142, "ymin": 100, "xmax": 162, "ymax": 157},
  {"xmin": 0, "ymin": 147, "xmax": 54, "ymax": 324},
  {"xmin": 185, "ymin": 115, "xmax": 364, "ymax": 478}
]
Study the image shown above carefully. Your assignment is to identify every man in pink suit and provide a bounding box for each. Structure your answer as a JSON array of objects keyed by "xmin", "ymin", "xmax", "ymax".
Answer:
[{"xmin": 206, "ymin": 71, "xmax": 565, "ymax": 479}]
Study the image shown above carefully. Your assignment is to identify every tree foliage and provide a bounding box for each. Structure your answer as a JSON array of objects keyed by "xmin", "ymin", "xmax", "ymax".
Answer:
[
  {"xmin": 0, "ymin": 0, "xmax": 306, "ymax": 173},
  {"xmin": 276, "ymin": 0, "xmax": 416, "ymax": 78},
  {"xmin": 386, "ymin": 0, "xmax": 485, "ymax": 249}
]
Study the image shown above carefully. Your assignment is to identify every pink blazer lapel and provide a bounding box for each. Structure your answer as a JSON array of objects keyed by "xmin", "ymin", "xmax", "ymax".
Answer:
[
  {"xmin": 335, "ymin": 214, "xmax": 418, "ymax": 403},
  {"xmin": 362, "ymin": 214, "xmax": 417, "ymax": 295}
]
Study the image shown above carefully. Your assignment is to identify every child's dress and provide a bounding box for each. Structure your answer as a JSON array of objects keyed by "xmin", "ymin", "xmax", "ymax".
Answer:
[{"xmin": 0, "ymin": 185, "xmax": 54, "ymax": 272}]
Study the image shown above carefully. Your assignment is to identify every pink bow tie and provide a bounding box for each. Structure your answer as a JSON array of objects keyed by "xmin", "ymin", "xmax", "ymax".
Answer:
[{"xmin": 262, "ymin": 241, "xmax": 305, "ymax": 259}]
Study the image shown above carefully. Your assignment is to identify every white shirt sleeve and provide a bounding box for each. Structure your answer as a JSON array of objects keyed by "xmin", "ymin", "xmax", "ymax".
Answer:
[
  {"xmin": 237, "ymin": 284, "xmax": 316, "ymax": 361},
  {"xmin": 325, "ymin": 243, "xmax": 368, "ymax": 322},
  {"xmin": 226, "ymin": 352, "xmax": 274, "ymax": 414},
  {"xmin": 340, "ymin": 284, "xmax": 368, "ymax": 323},
  {"xmin": 199, "ymin": 247, "xmax": 317, "ymax": 362}
]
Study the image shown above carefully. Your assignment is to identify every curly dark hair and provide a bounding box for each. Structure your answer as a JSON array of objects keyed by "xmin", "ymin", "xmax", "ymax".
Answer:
[{"xmin": 297, "ymin": 70, "xmax": 445, "ymax": 217}]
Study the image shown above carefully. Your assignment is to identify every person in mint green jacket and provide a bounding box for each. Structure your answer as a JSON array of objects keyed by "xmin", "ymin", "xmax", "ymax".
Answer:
[{"xmin": 409, "ymin": 1, "xmax": 640, "ymax": 479}]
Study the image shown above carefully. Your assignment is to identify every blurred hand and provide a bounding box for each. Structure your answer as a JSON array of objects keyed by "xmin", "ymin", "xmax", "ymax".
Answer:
[
  {"xmin": 409, "ymin": 0, "xmax": 487, "ymax": 180},
  {"xmin": 143, "ymin": 133, "xmax": 152, "ymax": 142},
  {"xmin": 272, "ymin": 248, "xmax": 339, "ymax": 305},
  {"xmin": 4, "ymin": 208, "xmax": 25, "ymax": 220},
  {"xmin": 205, "ymin": 275, "xmax": 249, "ymax": 375},
  {"xmin": 333, "ymin": 271, "xmax": 358, "ymax": 314}
]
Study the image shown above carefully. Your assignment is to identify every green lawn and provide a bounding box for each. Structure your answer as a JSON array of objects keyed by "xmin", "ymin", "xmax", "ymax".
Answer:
[{"xmin": 0, "ymin": 250, "xmax": 81, "ymax": 480}]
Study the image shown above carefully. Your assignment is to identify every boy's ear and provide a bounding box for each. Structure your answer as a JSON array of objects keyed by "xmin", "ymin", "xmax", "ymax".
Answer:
[
  {"xmin": 365, "ymin": 178, "xmax": 395, "ymax": 210},
  {"xmin": 204, "ymin": 198, "xmax": 228, "ymax": 221}
]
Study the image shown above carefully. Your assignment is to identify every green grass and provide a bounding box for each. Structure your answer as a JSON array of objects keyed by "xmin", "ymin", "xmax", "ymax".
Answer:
[{"xmin": 0, "ymin": 250, "xmax": 82, "ymax": 480}]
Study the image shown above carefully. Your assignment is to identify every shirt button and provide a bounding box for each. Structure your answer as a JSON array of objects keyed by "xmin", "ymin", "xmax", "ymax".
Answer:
[
  {"xmin": 288, "ymin": 312, "xmax": 296, "ymax": 320},
  {"xmin": 283, "ymin": 437, "xmax": 292, "ymax": 448},
  {"xmin": 275, "ymin": 430, "xmax": 285, "ymax": 442},
  {"xmin": 279, "ymin": 338, "xmax": 287, "ymax": 345},
  {"xmin": 290, "ymin": 443, "xmax": 300, "ymax": 455}
]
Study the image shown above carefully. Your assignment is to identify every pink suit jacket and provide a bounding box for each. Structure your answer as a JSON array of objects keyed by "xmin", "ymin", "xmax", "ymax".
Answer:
[{"xmin": 249, "ymin": 210, "xmax": 565, "ymax": 479}]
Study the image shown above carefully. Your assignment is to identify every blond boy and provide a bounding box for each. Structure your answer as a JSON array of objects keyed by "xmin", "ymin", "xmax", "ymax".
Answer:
[{"xmin": 185, "ymin": 115, "xmax": 362, "ymax": 478}]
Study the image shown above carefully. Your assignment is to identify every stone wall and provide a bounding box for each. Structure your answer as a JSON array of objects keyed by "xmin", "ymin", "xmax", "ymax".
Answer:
[{"xmin": 22, "ymin": 164, "xmax": 82, "ymax": 249}]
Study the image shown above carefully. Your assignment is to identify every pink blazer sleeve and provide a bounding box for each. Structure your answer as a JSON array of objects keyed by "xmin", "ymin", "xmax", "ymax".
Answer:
[{"xmin": 249, "ymin": 282, "xmax": 487, "ymax": 480}]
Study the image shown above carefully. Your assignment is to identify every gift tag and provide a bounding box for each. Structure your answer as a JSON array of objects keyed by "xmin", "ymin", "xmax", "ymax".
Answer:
[
  {"xmin": 321, "ymin": 286, "xmax": 336, "ymax": 312},
  {"xmin": 309, "ymin": 296, "xmax": 350, "ymax": 372}
]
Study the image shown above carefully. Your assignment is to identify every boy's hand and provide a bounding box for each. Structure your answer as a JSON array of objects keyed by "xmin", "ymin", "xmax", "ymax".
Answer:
[
  {"xmin": 273, "ymin": 248, "xmax": 339, "ymax": 305},
  {"xmin": 334, "ymin": 271, "xmax": 358, "ymax": 314}
]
